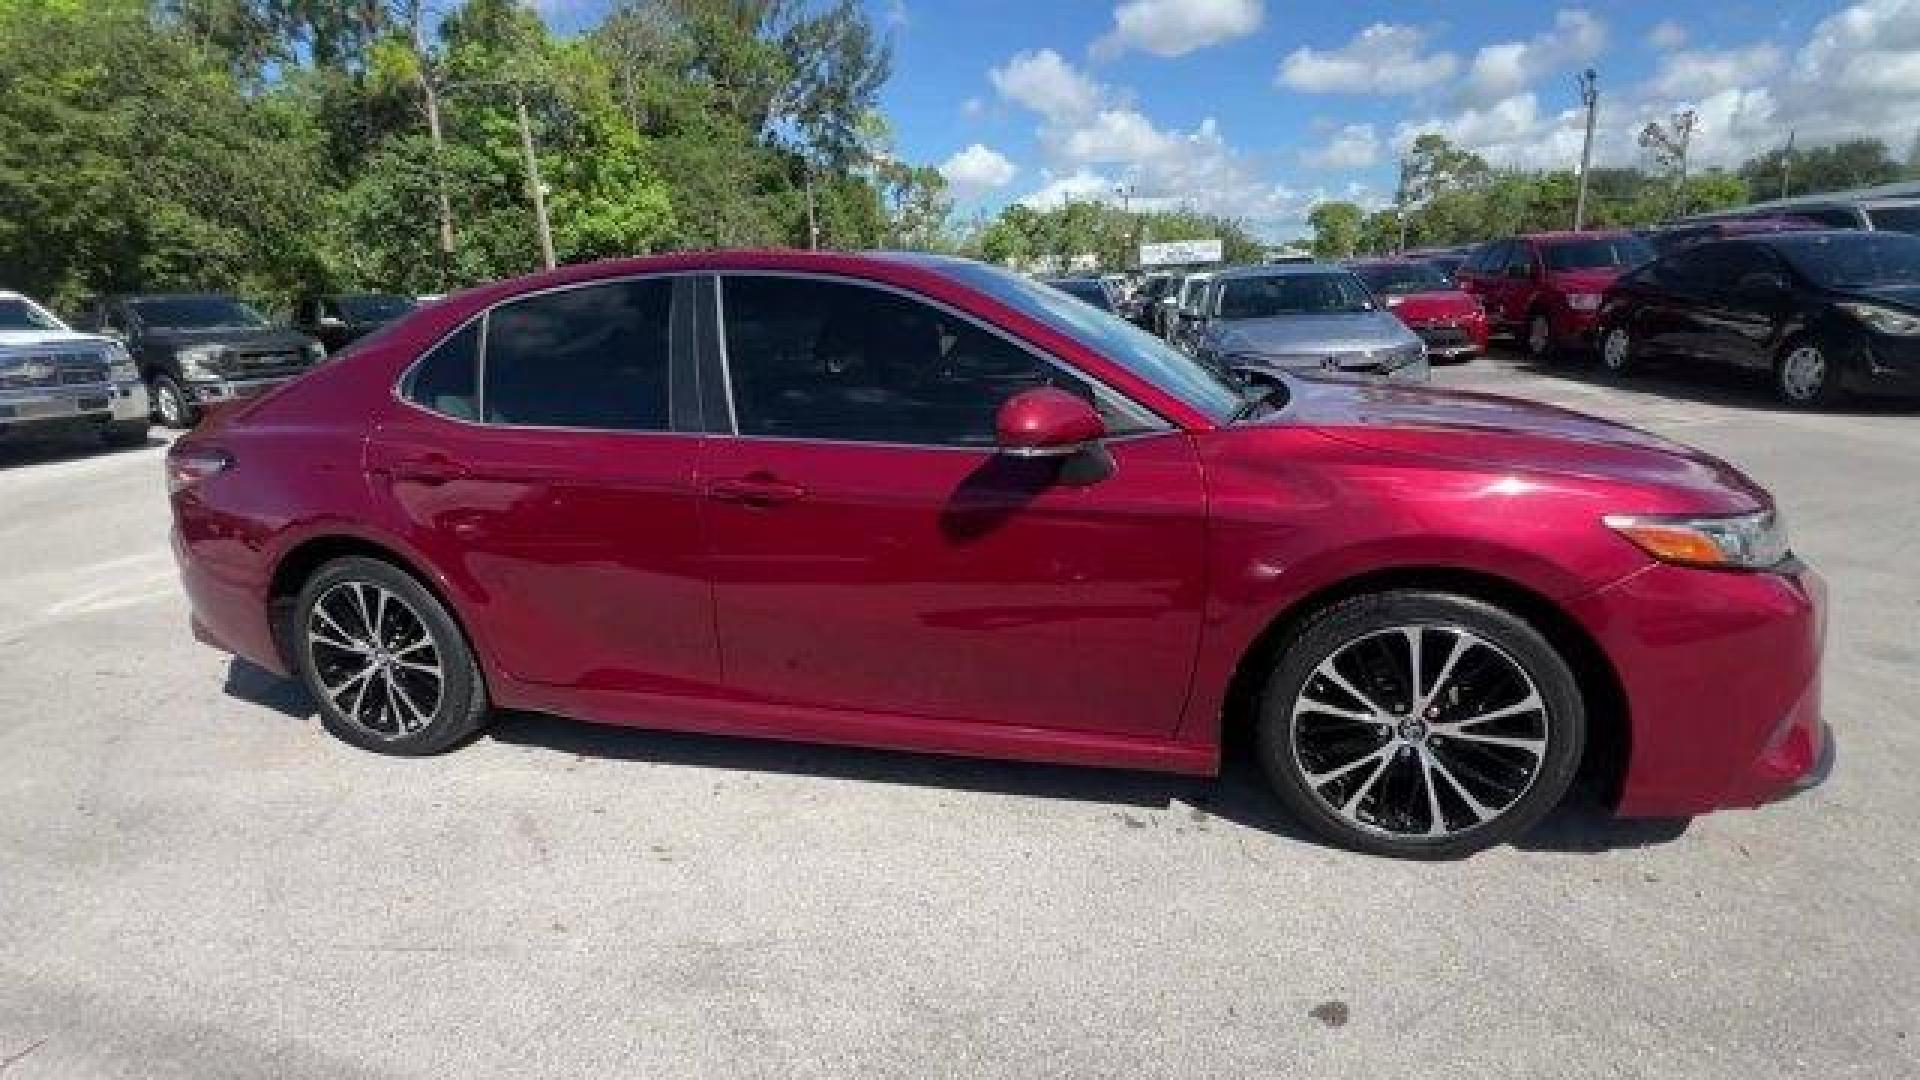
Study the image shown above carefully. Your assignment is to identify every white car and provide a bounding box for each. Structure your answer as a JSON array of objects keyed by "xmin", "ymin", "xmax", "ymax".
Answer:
[{"xmin": 0, "ymin": 290, "xmax": 150, "ymax": 447}]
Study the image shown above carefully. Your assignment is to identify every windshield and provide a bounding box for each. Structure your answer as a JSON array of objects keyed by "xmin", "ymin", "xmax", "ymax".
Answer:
[
  {"xmin": 338, "ymin": 294, "xmax": 416, "ymax": 322},
  {"xmin": 1351, "ymin": 262, "xmax": 1450, "ymax": 296},
  {"xmin": 0, "ymin": 296, "xmax": 66, "ymax": 332},
  {"xmin": 1772, "ymin": 232, "xmax": 1920, "ymax": 288},
  {"xmin": 1216, "ymin": 273, "xmax": 1374, "ymax": 319},
  {"xmin": 1866, "ymin": 204, "xmax": 1920, "ymax": 235},
  {"xmin": 935, "ymin": 261, "xmax": 1241, "ymax": 420},
  {"xmin": 130, "ymin": 295, "xmax": 267, "ymax": 330},
  {"xmin": 1542, "ymin": 237, "xmax": 1654, "ymax": 271},
  {"xmin": 1044, "ymin": 279, "xmax": 1113, "ymax": 311}
]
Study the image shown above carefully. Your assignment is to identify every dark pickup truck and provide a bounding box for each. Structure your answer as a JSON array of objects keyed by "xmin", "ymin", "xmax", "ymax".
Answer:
[
  {"xmin": 74, "ymin": 294, "xmax": 327, "ymax": 428},
  {"xmin": 292, "ymin": 293, "xmax": 417, "ymax": 354}
]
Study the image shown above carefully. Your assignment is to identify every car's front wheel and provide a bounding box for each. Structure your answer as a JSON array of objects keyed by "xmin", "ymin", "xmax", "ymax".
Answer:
[
  {"xmin": 1257, "ymin": 591, "xmax": 1586, "ymax": 859},
  {"xmin": 1524, "ymin": 312, "xmax": 1557, "ymax": 364},
  {"xmin": 1774, "ymin": 336, "xmax": 1847, "ymax": 409},
  {"xmin": 150, "ymin": 373, "xmax": 198, "ymax": 429},
  {"xmin": 1598, "ymin": 323, "xmax": 1637, "ymax": 376},
  {"xmin": 294, "ymin": 556, "xmax": 490, "ymax": 755}
]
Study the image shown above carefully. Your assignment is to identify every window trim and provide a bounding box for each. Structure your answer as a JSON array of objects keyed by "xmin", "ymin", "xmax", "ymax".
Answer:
[
  {"xmin": 392, "ymin": 271, "xmax": 700, "ymax": 436},
  {"xmin": 705, "ymin": 269, "xmax": 1171, "ymax": 453}
]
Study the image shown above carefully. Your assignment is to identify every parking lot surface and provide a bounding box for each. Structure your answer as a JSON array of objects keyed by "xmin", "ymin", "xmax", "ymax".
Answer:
[{"xmin": 1, "ymin": 351, "xmax": 1915, "ymax": 1079}]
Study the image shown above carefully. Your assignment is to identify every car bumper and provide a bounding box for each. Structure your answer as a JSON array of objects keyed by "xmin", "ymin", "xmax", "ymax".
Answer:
[
  {"xmin": 1409, "ymin": 319, "xmax": 1490, "ymax": 358},
  {"xmin": 185, "ymin": 374, "xmax": 297, "ymax": 404},
  {"xmin": 0, "ymin": 379, "xmax": 149, "ymax": 433},
  {"xmin": 1567, "ymin": 560, "xmax": 1829, "ymax": 818}
]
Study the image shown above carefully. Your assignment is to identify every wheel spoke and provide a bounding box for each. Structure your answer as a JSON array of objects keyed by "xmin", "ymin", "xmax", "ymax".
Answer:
[
  {"xmin": 1420, "ymin": 631, "xmax": 1471, "ymax": 712},
  {"xmin": 1341, "ymin": 753, "xmax": 1392, "ymax": 816},
  {"xmin": 1418, "ymin": 747, "xmax": 1449, "ymax": 835},
  {"xmin": 388, "ymin": 672, "xmax": 436, "ymax": 728},
  {"xmin": 372, "ymin": 587, "xmax": 390, "ymax": 647},
  {"xmin": 1441, "ymin": 729, "xmax": 1546, "ymax": 755},
  {"xmin": 321, "ymin": 662, "xmax": 376, "ymax": 702},
  {"xmin": 1313, "ymin": 659, "xmax": 1390, "ymax": 719},
  {"xmin": 310, "ymin": 629, "xmax": 363, "ymax": 654},
  {"xmin": 1293, "ymin": 691, "xmax": 1386, "ymax": 725},
  {"xmin": 1402, "ymin": 628, "xmax": 1423, "ymax": 708},
  {"xmin": 1305, "ymin": 743, "xmax": 1393, "ymax": 788},
  {"xmin": 1423, "ymin": 746, "xmax": 1497, "ymax": 825},
  {"xmin": 1434, "ymin": 692, "xmax": 1543, "ymax": 732}
]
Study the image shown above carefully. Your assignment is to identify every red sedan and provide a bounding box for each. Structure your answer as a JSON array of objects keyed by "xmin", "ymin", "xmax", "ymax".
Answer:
[
  {"xmin": 1349, "ymin": 258, "xmax": 1489, "ymax": 361},
  {"xmin": 168, "ymin": 250, "xmax": 1829, "ymax": 858}
]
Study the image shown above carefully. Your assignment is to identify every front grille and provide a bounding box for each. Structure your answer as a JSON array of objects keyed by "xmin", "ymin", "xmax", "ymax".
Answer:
[
  {"xmin": 1415, "ymin": 324, "xmax": 1471, "ymax": 349},
  {"xmin": 0, "ymin": 350, "xmax": 111, "ymax": 390}
]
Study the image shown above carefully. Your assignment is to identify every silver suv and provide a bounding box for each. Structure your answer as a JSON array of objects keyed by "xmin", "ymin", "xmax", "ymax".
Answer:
[{"xmin": 0, "ymin": 290, "xmax": 150, "ymax": 447}]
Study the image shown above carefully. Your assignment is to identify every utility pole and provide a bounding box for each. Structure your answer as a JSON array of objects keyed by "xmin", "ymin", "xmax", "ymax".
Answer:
[
  {"xmin": 1394, "ymin": 155, "xmax": 1411, "ymax": 253},
  {"xmin": 1780, "ymin": 129, "xmax": 1797, "ymax": 199},
  {"xmin": 1572, "ymin": 68, "xmax": 1599, "ymax": 231},
  {"xmin": 411, "ymin": 11, "xmax": 455, "ymax": 288},
  {"xmin": 514, "ymin": 88, "xmax": 556, "ymax": 271},
  {"xmin": 804, "ymin": 165, "xmax": 820, "ymax": 250}
]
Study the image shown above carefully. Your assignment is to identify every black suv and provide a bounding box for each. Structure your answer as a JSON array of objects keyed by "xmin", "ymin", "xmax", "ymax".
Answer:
[
  {"xmin": 74, "ymin": 294, "xmax": 326, "ymax": 427},
  {"xmin": 1596, "ymin": 230, "xmax": 1920, "ymax": 407},
  {"xmin": 292, "ymin": 293, "xmax": 417, "ymax": 353}
]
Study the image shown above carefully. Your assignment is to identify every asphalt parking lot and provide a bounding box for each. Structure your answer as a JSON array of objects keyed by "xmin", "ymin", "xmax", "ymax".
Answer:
[{"xmin": 1, "ymin": 349, "xmax": 1915, "ymax": 1079}]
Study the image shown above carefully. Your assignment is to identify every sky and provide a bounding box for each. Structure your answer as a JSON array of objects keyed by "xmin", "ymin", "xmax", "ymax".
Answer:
[{"xmin": 538, "ymin": 0, "xmax": 1920, "ymax": 239}]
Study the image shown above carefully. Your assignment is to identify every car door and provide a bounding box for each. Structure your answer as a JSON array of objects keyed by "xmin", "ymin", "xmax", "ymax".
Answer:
[
  {"xmin": 698, "ymin": 271, "xmax": 1209, "ymax": 739},
  {"xmin": 367, "ymin": 274, "xmax": 723, "ymax": 698},
  {"xmin": 1496, "ymin": 241, "xmax": 1540, "ymax": 326},
  {"xmin": 1691, "ymin": 243, "xmax": 1791, "ymax": 371},
  {"xmin": 1622, "ymin": 252, "xmax": 1695, "ymax": 358},
  {"xmin": 1459, "ymin": 241, "xmax": 1510, "ymax": 326}
]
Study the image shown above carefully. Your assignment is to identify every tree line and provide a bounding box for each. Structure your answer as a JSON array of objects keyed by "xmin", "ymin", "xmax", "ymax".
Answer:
[
  {"xmin": 1305, "ymin": 132, "xmax": 1919, "ymax": 260},
  {"xmin": 0, "ymin": 0, "xmax": 948, "ymax": 311}
]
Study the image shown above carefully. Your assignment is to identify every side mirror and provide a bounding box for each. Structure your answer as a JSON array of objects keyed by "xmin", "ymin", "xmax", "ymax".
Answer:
[{"xmin": 995, "ymin": 387, "xmax": 1105, "ymax": 458}]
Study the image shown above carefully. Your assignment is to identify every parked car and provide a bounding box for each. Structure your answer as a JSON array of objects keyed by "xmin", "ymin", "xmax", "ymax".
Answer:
[
  {"xmin": 1188, "ymin": 264, "xmax": 1428, "ymax": 382},
  {"xmin": 1454, "ymin": 231, "xmax": 1655, "ymax": 361},
  {"xmin": 1167, "ymin": 271, "xmax": 1214, "ymax": 350},
  {"xmin": 1041, "ymin": 277, "xmax": 1116, "ymax": 313},
  {"xmin": 1646, "ymin": 216, "xmax": 1822, "ymax": 258},
  {"xmin": 0, "ymin": 290, "xmax": 149, "ymax": 447},
  {"xmin": 1596, "ymin": 230, "xmax": 1920, "ymax": 407},
  {"xmin": 167, "ymin": 249, "xmax": 1829, "ymax": 858},
  {"xmin": 1128, "ymin": 272, "xmax": 1176, "ymax": 333},
  {"xmin": 293, "ymin": 292, "xmax": 418, "ymax": 353},
  {"xmin": 1348, "ymin": 258, "xmax": 1489, "ymax": 362},
  {"xmin": 1404, "ymin": 245, "xmax": 1476, "ymax": 282},
  {"xmin": 1680, "ymin": 181, "xmax": 1920, "ymax": 235},
  {"xmin": 74, "ymin": 293, "xmax": 328, "ymax": 428}
]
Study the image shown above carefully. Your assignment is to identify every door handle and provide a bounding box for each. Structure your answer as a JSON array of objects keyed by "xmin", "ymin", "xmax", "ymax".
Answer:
[
  {"xmin": 388, "ymin": 455, "xmax": 468, "ymax": 486},
  {"xmin": 706, "ymin": 476, "xmax": 807, "ymax": 506}
]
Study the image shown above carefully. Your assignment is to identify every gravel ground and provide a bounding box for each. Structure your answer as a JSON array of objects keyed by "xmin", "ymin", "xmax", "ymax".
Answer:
[{"xmin": 1, "ymin": 349, "xmax": 1915, "ymax": 1079}]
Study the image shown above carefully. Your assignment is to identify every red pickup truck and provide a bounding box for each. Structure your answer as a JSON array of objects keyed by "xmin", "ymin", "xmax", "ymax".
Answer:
[{"xmin": 1455, "ymin": 232, "xmax": 1654, "ymax": 361}]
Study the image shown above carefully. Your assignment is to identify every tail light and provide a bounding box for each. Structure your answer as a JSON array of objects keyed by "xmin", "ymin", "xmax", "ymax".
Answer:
[{"xmin": 167, "ymin": 445, "xmax": 233, "ymax": 493}]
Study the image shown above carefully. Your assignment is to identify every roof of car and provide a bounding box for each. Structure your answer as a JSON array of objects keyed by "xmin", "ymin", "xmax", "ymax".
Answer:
[
  {"xmin": 1212, "ymin": 262, "xmax": 1352, "ymax": 281},
  {"xmin": 1746, "ymin": 229, "xmax": 1899, "ymax": 249},
  {"xmin": 1519, "ymin": 230, "xmax": 1636, "ymax": 243}
]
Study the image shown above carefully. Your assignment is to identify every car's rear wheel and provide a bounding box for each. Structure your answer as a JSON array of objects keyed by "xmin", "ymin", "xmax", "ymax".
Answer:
[
  {"xmin": 151, "ymin": 374, "xmax": 197, "ymax": 429},
  {"xmin": 294, "ymin": 556, "xmax": 490, "ymax": 755},
  {"xmin": 1256, "ymin": 591, "xmax": 1586, "ymax": 859},
  {"xmin": 1774, "ymin": 336, "xmax": 1846, "ymax": 409},
  {"xmin": 1599, "ymin": 324, "xmax": 1637, "ymax": 376}
]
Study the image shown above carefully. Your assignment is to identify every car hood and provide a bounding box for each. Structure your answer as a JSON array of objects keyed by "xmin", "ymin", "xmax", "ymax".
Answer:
[
  {"xmin": 1546, "ymin": 267, "xmax": 1629, "ymax": 293},
  {"xmin": 1264, "ymin": 375, "xmax": 1767, "ymax": 510},
  {"xmin": 1211, "ymin": 311, "xmax": 1419, "ymax": 356},
  {"xmin": 1383, "ymin": 290, "xmax": 1480, "ymax": 322},
  {"xmin": 0, "ymin": 328, "xmax": 114, "ymax": 351},
  {"xmin": 143, "ymin": 327, "xmax": 316, "ymax": 352}
]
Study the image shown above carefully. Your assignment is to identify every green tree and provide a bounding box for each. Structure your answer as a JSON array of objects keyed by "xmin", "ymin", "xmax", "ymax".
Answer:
[
  {"xmin": 1738, "ymin": 138, "xmax": 1902, "ymax": 199},
  {"xmin": 1307, "ymin": 201, "xmax": 1362, "ymax": 259}
]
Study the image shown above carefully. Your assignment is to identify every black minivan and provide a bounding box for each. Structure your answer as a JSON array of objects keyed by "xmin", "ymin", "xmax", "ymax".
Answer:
[{"xmin": 1595, "ymin": 231, "xmax": 1920, "ymax": 407}]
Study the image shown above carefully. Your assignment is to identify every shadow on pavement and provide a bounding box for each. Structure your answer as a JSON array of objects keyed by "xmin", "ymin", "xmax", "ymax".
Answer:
[
  {"xmin": 222, "ymin": 656, "xmax": 315, "ymax": 720},
  {"xmin": 0, "ymin": 430, "xmax": 164, "ymax": 471}
]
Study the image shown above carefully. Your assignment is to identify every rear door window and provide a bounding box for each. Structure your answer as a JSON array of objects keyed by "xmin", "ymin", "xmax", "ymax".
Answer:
[
  {"xmin": 481, "ymin": 279, "xmax": 672, "ymax": 430},
  {"xmin": 403, "ymin": 322, "xmax": 480, "ymax": 421}
]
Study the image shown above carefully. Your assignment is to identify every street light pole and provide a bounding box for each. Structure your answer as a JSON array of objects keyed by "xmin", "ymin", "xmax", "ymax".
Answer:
[
  {"xmin": 1573, "ymin": 68, "xmax": 1599, "ymax": 231},
  {"xmin": 515, "ymin": 88, "xmax": 556, "ymax": 271}
]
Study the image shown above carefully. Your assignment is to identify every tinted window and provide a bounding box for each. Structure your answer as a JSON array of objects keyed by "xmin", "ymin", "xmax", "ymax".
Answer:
[
  {"xmin": 1216, "ymin": 273, "xmax": 1374, "ymax": 318},
  {"xmin": 1044, "ymin": 279, "xmax": 1113, "ymax": 311},
  {"xmin": 721, "ymin": 276, "xmax": 1148, "ymax": 447},
  {"xmin": 1867, "ymin": 204, "xmax": 1920, "ymax": 234},
  {"xmin": 1351, "ymin": 262, "xmax": 1451, "ymax": 295},
  {"xmin": 339, "ymin": 294, "xmax": 416, "ymax": 322},
  {"xmin": 1503, "ymin": 244, "xmax": 1536, "ymax": 275},
  {"xmin": 483, "ymin": 279, "xmax": 671, "ymax": 430},
  {"xmin": 129, "ymin": 295, "xmax": 266, "ymax": 330},
  {"xmin": 0, "ymin": 297, "xmax": 63, "ymax": 331},
  {"xmin": 404, "ymin": 321, "xmax": 479, "ymax": 420},
  {"xmin": 1542, "ymin": 236, "xmax": 1653, "ymax": 271}
]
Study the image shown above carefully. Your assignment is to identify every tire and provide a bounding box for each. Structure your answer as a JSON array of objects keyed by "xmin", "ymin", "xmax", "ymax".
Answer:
[
  {"xmin": 1255, "ymin": 591, "xmax": 1586, "ymax": 859},
  {"xmin": 1524, "ymin": 312, "xmax": 1558, "ymax": 364},
  {"xmin": 1598, "ymin": 323, "xmax": 1637, "ymax": 376},
  {"xmin": 100, "ymin": 419, "xmax": 150, "ymax": 448},
  {"xmin": 150, "ymin": 373, "xmax": 198, "ymax": 429},
  {"xmin": 293, "ymin": 556, "xmax": 490, "ymax": 755},
  {"xmin": 1774, "ymin": 335, "xmax": 1847, "ymax": 409}
]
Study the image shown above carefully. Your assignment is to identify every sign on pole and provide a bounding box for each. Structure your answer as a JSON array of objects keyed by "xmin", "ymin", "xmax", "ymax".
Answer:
[{"xmin": 1138, "ymin": 239, "xmax": 1223, "ymax": 267}]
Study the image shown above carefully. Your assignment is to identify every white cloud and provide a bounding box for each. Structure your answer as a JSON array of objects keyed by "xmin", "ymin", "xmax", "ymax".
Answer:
[
  {"xmin": 960, "ymin": 96, "xmax": 986, "ymax": 119},
  {"xmin": 989, "ymin": 49, "xmax": 1104, "ymax": 121},
  {"xmin": 940, "ymin": 143, "xmax": 1018, "ymax": 200},
  {"xmin": 1093, "ymin": 0, "xmax": 1263, "ymax": 60},
  {"xmin": 1644, "ymin": 44, "xmax": 1785, "ymax": 101},
  {"xmin": 1648, "ymin": 20, "xmax": 1687, "ymax": 50},
  {"xmin": 1059, "ymin": 109, "xmax": 1179, "ymax": 163},
  {"xmin": 1277, "ymin": 23, "xmax": 1458, "ymax": 94},
  {"xmin": 1020, "ymin": 169, "xmax": 1119, "ymax": 209},
  {"xmin": 885, "ymin": 0, "xmax": 908, "ymax": 28},
  {"xmin": 1460, "ymin": 10, "xmax": 1607, "ymax": 106},
  {"xmin": 1396, "ymin": 93, "xmax": 1593, "ymax": 172},
  {"xmin": 1303, "ymin": 123, "xmax": 1381, "ymax": 168}
]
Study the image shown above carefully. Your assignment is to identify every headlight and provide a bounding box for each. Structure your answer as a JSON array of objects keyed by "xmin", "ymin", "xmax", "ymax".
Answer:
[
  {"xmin": 305, "ymin": 340, "xmax": 328, "ymax": 362},
  {"xmin": 177, "ymin": 345, "xmax": 222, "ymax": 380},
  {"xmin": 1604, "ymin": 509, "xmax": 1790, "ymax": 570},
  {"xmin": 104, "ymin": 341, "xmax": 138, "ymax": 382},
  {"xmin": 1837, "ymin": 302, "xmax": 1920, "ymax": 336},
  {"xmin": 1566, "ymin": 292, "xmax": 1603, "ymax": 312}
]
